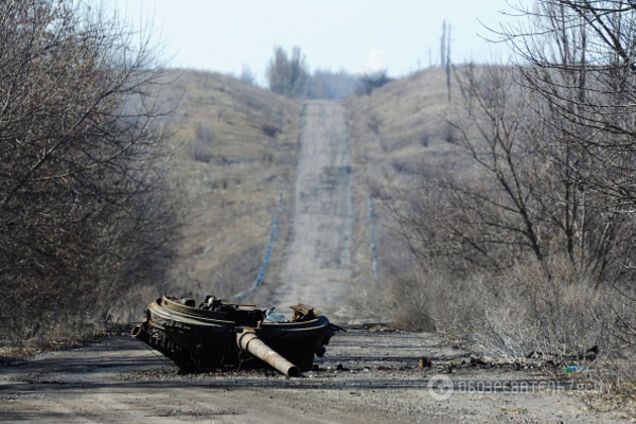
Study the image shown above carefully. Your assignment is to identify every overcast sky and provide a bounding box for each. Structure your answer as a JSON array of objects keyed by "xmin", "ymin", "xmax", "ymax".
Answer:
[{"xmin": 101, "ymin": 0, "xmax": 524, "ymax": 83}]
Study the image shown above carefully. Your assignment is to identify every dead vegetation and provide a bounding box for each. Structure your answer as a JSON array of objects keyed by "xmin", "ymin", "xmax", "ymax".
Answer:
[
  {"xmin": 0, "ymin": 3, "xmax": 301, "ymax": 350},
  {"xmin": 0, "ymin": 1, "xmax": 178, "ymax": 349},
  {"xmin": 347, "ymin": 0, "xmax": 635, "ymax": 404},
  {"xmin": 152, "ymin": 70, "xmax": 301, "ymax": 305}
]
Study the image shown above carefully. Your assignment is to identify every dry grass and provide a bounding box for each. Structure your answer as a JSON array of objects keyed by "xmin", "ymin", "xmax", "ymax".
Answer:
[
  {"xmin": 347, "ymin": 67, "xmax": 463, "ymax": 173},
  {"xmin": 359, "ymin": 258, "xmax": 631, "ymax": 362},
  {"xmin": 346, "ymin": 67, "xmax": 465, "ymax": 305},
  {"xmin": 116, "ymin": 70, "xmax": 301, "ymax": 312},
  {"xmin": 346, "ymin": 66, "xmax": 635, "ymax": 407},
  {"xmin": 166, "ymin": 70, "xmax": 300, "ymax": 300}
]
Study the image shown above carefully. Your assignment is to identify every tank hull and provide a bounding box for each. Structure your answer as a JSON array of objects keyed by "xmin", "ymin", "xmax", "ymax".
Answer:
[{"xmin": 132, "ymin": 296, "xmax": 337, "ymax": 373}]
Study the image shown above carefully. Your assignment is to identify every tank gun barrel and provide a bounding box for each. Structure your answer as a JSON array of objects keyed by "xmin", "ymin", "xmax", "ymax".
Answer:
[{"xmin": 236, "ymin": 328, "xmax": 300, "ymax": 377}]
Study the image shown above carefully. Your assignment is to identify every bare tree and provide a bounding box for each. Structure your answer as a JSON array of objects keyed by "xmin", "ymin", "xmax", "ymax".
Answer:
[
  {"xmin": 387, "ymin": 59, "xmax": 632, "ymax": 289},
  {"xmin": 391, "ymin": 67, "xmax": 552, "ymax": 275},
  {"xmin": 501, "ymin": 1, "xmax": 636, "ymax": 214},
  {"xmin": 493, "ymin": 0, "xmax": 636, "ymax": 346},
  {"xmin": 266, "ymin": 46, "xmax": 309, "ymax": 97},
  {"xmin": 383, "ymin": 0, "xmax": 636, "ymax": 351},
  {"xmin": 0, "ymin": 1, "xmax": 179, "ymax": 345},
  {"xmin": 239, "ymin": 64, "xmax": 256, "ymax": 86}
]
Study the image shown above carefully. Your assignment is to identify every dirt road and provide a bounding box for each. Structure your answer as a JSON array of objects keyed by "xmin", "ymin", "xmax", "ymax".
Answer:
[
  {"xmin": 0, "ymin": 101, "xmax": 630, "ymax": 423},
  {"xmin": 274, "ymin": 100, "xmax": 353, "ymax": 319},
  {"xmin": 1, "ymin": 330, "xmax": 627, "ymax": 423}
]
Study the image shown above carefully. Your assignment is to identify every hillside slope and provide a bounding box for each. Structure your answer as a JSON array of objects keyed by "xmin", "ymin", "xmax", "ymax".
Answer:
[
  {"xmin": 346, "ymin": 67, "xmax": 460, "ymax": 286},
  {"xmin": 158, "ymin": 71, "xmax": 301, "ymax": 300}
]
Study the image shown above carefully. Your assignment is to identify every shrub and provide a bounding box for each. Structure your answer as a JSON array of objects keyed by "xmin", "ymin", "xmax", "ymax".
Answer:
[
  {"xmin": 377, "ymin": 258, "xmax": 629, "ymax": 359},
  {"xmin": 356, "ymin": 71, "xmax": 391, "ymax": 95},
  {"xmin": 0, "ymin": 1, "xmax": 178, "ymax": 347}
]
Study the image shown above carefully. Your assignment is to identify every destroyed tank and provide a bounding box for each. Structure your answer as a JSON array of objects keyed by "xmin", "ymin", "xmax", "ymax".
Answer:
[{"xmin": 132, "ymin": 296, "xmax": 340, "ymax": 377}]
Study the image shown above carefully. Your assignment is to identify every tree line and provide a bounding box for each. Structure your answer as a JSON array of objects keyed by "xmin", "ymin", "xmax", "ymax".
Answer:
[
  {"xmin": 264, "ymin": 46, "xmax": 391, "ymax": 99},
  {"xmin": 0, "ymin": 0, "xmax": 178, "ymax": 346}
]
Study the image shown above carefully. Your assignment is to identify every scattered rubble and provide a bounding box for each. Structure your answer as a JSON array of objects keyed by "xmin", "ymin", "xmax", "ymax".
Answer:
[{"xmin": 415, "ymin": 346, "xmax": 600, "ymax": 374}]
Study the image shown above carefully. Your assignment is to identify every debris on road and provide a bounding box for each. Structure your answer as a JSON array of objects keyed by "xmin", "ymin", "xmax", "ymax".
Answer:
[
  {"xmin": 418, "ymin": 356, "xmax": 433, "ymax": 369},
  {"xmin": 291, "ymin": 303, "xmax": 318, "ymax": 321},
  {"xmin": 132, "ymin": 295, "xmax": 341, "ymax": 377},
  {"xmin": 563, "ymin": 364, "xmax": 582, "ymax": 373},
  {"xmin": 416, "ymin": 346, "xmax": 600, "ymax": 373},
  {"xmin": 264, "ymin": 307, "xmax": 287, "ymax": 322}
]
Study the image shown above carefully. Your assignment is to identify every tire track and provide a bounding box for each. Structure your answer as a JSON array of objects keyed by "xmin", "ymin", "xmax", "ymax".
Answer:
[{"xmin": 274, "ymin": 100, "xmax": 353, "ymax": 319}]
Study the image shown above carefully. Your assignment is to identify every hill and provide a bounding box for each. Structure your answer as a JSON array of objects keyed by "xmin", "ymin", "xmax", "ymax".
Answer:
[
  {"xmin": 345, "ymin": 67, "xmax": 461, "ymax": 285},
  {"xmin": 155, "ymin": 70, "xmax": 301, "ymax": 302},
  {"xmin": 153, "ymin": 67, "xmax": 459, "ymax": 306},
  {"xmin": 140, "ymin": 67, "xmax": 460, "ymax": 311}
]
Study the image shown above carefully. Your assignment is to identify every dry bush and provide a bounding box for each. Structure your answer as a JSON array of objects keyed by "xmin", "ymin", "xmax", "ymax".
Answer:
[
  {"xmin": 385, "ymin": 276, "xmax": 436, "ymax": 332},
  {"xmin": 189, "ymin": 123, "xmax": 214, "ymax": 162},
  {"xmin": 267, "ymin": 46, "xmax": 309, "ymax": 98},
  {"xmin": 0, "ymin": 1, "xmax": 179, "ymax": 348},
  {"xmin": 381, "ymin": 262, "xmax": 636, "ymax": 409},
  {"xmin": 349, "ymin": 274, "xmax": 434, "ymax": 331},
  {"xmin": 467, "ymin": 260, "xmax": 618, "ymax": 356},
  {"xmin": 191, "ymin": 139, "xmax": 212, "ymax": 162},
  {"xmin": 356, "ymin": 71, "xmax": 391, "ymax": 96},
  {"xmin": 372, "ymin": 258, "xmax": 630, "ymax": 359}
]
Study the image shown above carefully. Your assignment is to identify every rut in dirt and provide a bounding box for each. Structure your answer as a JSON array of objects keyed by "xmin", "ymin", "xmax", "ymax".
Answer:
[{"xmin": 274, "ymin": 100, "xmax": 353, "ymax": 319}]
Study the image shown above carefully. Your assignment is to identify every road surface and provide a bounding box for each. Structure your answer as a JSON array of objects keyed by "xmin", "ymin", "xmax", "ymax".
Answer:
[{"xmin": 274, "ymin": 100, "xmax": 353, "ymax": 319}]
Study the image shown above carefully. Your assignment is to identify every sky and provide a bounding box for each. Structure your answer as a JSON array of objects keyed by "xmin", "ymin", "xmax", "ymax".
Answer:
[{"xmin": 100, "ymin": 0, "xmax": 523, "ymax": 84}]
